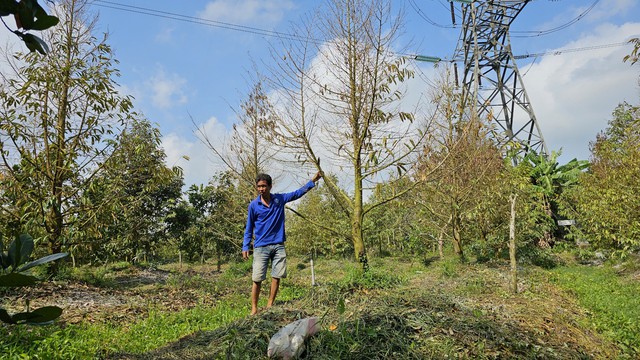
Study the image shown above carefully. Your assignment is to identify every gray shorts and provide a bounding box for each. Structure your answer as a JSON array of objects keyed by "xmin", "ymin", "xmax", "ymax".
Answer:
[{"xmin": 252, "ymin": 243, "xmax": 287, "ymax": 282}]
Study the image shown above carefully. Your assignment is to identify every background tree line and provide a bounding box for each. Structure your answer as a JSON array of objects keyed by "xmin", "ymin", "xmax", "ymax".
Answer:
[{"xmin": 1, "ymin": 0, "xmax": 638, "ymax": 276}]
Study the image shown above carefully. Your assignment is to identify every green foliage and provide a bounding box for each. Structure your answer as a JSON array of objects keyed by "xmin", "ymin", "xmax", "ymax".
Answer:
[
  {"xmin": 562, "ymin": 102, "xmax": 640, "ymax": 254},
  {"xmin": 68, "ymin": 265, "xmax": 117, "ymax": 288},
  {"xmin": 623, "ymin": 37, "xmax": 639, "ymax": 65},
  {"xmin": 0, "ymin": 256, "xmax": 631, "ymax": 358},
  {"xmin": 0, "ymin": 0, "xmax": 137, "ymax": 268},
  {"xmin": 514, "ymin": 150, "xmax": 589, "ymax": 247},
  {"xmin": 551, "ymin": 265, "xmax": 640, "ymax": 357},
  {"xmin": 222, "ymin": 258, "xmax": 253, "ymax": 280},
  {"xmin": 86, "ymin": 118, "xmax": 183, "ymax": 264},
  {"xmin": 176, "ymin": 172, "xmax": 245, "ymax": 265},
  {"xmin": 0, "ymin": 299, "xmax": 247, "ymax": 359},
  {"xmin": 439, "ymin": 256, "xmax": 460, "ymax": 278},
  {"xmin": 0, "ymin": 234, "xmax": 67, "ymax": 324},
  {"xmin": 287, "ymin": 177, "xmax": 352, "ymax": 258},
  {"xmin": 365, "ymin": 177, "xmax": 429, "ymax": 257},
  {"xmin": 0, "ymin": 0, "xmax": 59, "ymax": 54}
]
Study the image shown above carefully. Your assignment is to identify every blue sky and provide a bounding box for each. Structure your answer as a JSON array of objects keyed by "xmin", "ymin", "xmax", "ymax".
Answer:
[{"xmin": 85, "ymin": 0, "xmax": 640, "ymax": 189}]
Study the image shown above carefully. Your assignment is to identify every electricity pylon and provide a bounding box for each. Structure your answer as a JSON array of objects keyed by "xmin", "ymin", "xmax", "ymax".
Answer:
[{"xmin": 452, "ymin": 0, "xmax": 548, "ymax": 157}]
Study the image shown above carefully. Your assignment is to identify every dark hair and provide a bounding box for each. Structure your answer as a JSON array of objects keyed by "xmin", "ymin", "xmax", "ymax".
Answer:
[{"xmin": 256, "ymin": 173, "xmax": 272, "ymax": 186}]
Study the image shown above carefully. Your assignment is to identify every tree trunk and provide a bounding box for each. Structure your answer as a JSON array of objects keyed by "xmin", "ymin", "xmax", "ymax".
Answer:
[
  {"xmin": 538, "ymin": 196, "xmax": 553, "ymax": 248},
  {"xmin": 216, "ymin": 244, "xmax": 222, "ymax": 272},
  {"xmin": 438, "ymin": 215, "xmax": 452, "ymax": 259},
  {"xmin": 352, "ymin": 162, "xmax": 366, "ymax": 264},
  {"xmin": 452, "ymin": 211, "xmax": 464, "ymax": 259},
  {"xmin": 509, "ymin": 193, "xmax": 518, "ymax": 294}
]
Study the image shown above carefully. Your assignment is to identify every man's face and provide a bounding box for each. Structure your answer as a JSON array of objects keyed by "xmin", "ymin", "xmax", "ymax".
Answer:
[{"xmin": 256, "ymin": 180, "xmax": 271, "ymax": 196}]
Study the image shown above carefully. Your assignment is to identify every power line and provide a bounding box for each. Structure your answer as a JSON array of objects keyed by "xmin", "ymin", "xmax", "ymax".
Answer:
[
  {"xmin": 407, "ymin": 0, "xmax": 601, "ymax": 38},
  {"xmin": 407, "ymin": 0, "xmax": 454, "ymax": 29},
  {"xmin": 89, "ymin": 0, "xmax": 321, "ymax": 44},
  {"xmin": 513, "ymin": 41, "xmax": 629, "ymax": 59},
  {"xmin": 512, "ymin": 0, "xmax": 600, "ymax": 38},
  {"xmin": 91, "ymin": 0, "xmax": 627, "ymax": 63},
  {"xmin": 405, "ymin": 40, "xmax": 631, "ymax": 63}
]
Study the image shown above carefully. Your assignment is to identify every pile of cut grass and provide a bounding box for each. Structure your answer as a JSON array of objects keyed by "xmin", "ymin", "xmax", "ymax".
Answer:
[{"xmin": 108, "ymin": 256, "xmax": 617, "ymax": 359}]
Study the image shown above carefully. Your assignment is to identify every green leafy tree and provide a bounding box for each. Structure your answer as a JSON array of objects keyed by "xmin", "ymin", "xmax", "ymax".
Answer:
[
  {"xmin": 564, "ymin": 102, "xmax": 640, "ymax": 254},
  {"xmin": 207, "ymin": 173, "xmax": 246, "ymax": 268},
  {"xmin": 180, "ymin": 172, "xmax": 245, "ymax": 269},
  {"xmin": 0, "ymin": 0, "xmax": 133, "ymax": 270},
  {"xmin": 365, "ymin": 177, "xmax": 426, "ymax": 257},
  {"xmin": 0, "ymin": 0, "xmax": 59, "ymax": 54},
  {"xmin": 86, "ymin": 118, "xmax": 183, "ymax": 264},
  {"xmin": 165, "ymin": 198, "xmax": 196, "ymax": 265}
]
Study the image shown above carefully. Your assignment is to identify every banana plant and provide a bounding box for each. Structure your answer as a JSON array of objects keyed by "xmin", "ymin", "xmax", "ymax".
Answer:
[{"xmin": 0, "ymin": 234, "xmax": 68, "ymax": 324}]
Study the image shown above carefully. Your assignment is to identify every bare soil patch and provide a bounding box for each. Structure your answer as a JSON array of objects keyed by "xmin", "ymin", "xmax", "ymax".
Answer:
[{"xmin": 2, "ymin": 266, "xmax": 222, "ymax": 325}]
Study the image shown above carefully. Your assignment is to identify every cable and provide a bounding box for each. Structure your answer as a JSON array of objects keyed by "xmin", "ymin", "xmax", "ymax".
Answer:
[
  {"xmin": 407, "ymin": 0, "xmax": 455, "ymax": 29},
  {"xmin": 511, "ymin": 0, "xmax": 600, "ymax": 38},
  {"xmin": 90, "ymin": 1, "xmax": 627, "ymax": 64},
  {"xmin": 89, "ymin": 0, "xmax": 322, "ymax": 45},
  {"xmin": 513, "ymin": 41, "xmax": 629, "ymax": 59}
]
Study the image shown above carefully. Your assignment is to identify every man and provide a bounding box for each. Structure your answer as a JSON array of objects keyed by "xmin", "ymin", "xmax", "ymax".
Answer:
[{"xmin": 242, "ymin": 172, "xmax": 322, "ymax": 315}]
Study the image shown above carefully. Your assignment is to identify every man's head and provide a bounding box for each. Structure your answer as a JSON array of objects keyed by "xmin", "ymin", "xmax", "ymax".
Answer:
[
  {"xmin": 255, "ymin": 173, "xmax": 272, "ymax": 197},
  {"xmin": 255, "ymin": 173, "xmax": 272, "ymax": 186}
]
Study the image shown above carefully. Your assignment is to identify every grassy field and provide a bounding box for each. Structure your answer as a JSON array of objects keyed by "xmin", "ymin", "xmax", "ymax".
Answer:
[{"xmin": 1, "ymin": 253, "xmax": 638, "ymax": 359}]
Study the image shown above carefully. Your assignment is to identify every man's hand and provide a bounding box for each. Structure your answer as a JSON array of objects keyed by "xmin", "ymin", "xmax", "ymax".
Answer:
[
  {"xmin": 312, "ymin": 171, "xmax": 323, "ymax": 183},
  {"xmin": 242, "ymin": 250, "xmax": 250, "ymax": 260}
]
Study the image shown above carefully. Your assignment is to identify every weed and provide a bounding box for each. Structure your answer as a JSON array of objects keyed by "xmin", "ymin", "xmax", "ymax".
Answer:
[
  {"xmin": 333, "ymin": 263, "xmax": 404, "ymax": 293},
  {"xmin": 222, "ymin": 258, "xmax": 252, "ymax": 280},
  {"xmin": 70, "ymin": 265, "xmax": 117, "ymax": 288},
  {"xmin": 440, "ymin": 257, "xmax": 460, "ymax": 278},
  {"xmin": 551, "ymin": 265, "xmax": 640, "ymax": 357}
]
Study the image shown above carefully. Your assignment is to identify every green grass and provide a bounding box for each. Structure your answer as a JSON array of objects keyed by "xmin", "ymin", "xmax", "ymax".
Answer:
[
  {"xmin": 0, "ymin": 297, "xmax": 248, "ymax": 359},
  {"xmin": 2, "ymin": 255, "xmax": 637, "ymax": 359},
  {"xmin": 551, "ymin": 265, "xmax": 640, "ymax": 357}
]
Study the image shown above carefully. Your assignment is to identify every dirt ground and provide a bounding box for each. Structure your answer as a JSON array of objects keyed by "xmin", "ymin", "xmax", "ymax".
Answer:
[{"xmin": 2, "ymin": 266, "xmax": 221, "ymax": 325}]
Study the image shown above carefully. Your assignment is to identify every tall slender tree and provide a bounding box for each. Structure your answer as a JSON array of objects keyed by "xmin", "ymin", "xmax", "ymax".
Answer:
[
  {"xmin": 415, "ymin": 67, "xmax": 503, "ymax": 260},
  {"xmin": 264, "ymin": 0, "xmax": 427, "ymax": 263},
  {"xmin": 196, "ymin": 79, "xmax": 277, "ymax": 197},
  {"xmin": 0, "ymin": 0, "xmax": 133, "ymax": 266}
]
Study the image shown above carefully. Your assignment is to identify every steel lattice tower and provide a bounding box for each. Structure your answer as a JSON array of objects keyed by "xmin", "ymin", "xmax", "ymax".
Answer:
[{"xmin": 452, "ymin": 0, "xmax": 548, "ymax": 156}]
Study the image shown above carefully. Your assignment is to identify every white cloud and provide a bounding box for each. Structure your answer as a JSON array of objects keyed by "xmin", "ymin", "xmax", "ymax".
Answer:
[
  {"xmin": 198, "ymin": 0, "xmax": 295, "ymax": 26},
  {"xmin": 155, "ymin": 27, "xmax": 176, "ymax": 43},
  {"xmin": 146, "ymin": 68, "xmax": 188, "ymax": 109},
  {"xmin": 162, "ymin": 116, "xmax": 230, "ymax": 188},
  {"xmin": 586, "ymin": 0, "xmax": 636, "ymax": 21},
  {"xmin": 523, "ymin": 22, "xmax": 640, "ymax": 162}
]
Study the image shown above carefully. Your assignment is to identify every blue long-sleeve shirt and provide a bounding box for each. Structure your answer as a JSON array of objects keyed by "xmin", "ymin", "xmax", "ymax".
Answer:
[{"xmin": 243, "ymin": 180, "xmax": 315, "ymax": 251}]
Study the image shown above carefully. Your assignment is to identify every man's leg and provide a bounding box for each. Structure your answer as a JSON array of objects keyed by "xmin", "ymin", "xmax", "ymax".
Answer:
[
  {"xmin": 267, "ymin": 277, "xmax": 280, "ymax": 308},
  {"xmin": 251, "ymin": 246, "xmax": 269, "ymax": 315},
  {"xmin": 251, "ymin": 281, "xmax": 261, "ymax": 315},
  {"xmin": 268, "ymin": 244, "xmax": 287, "ymax": 308}
]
